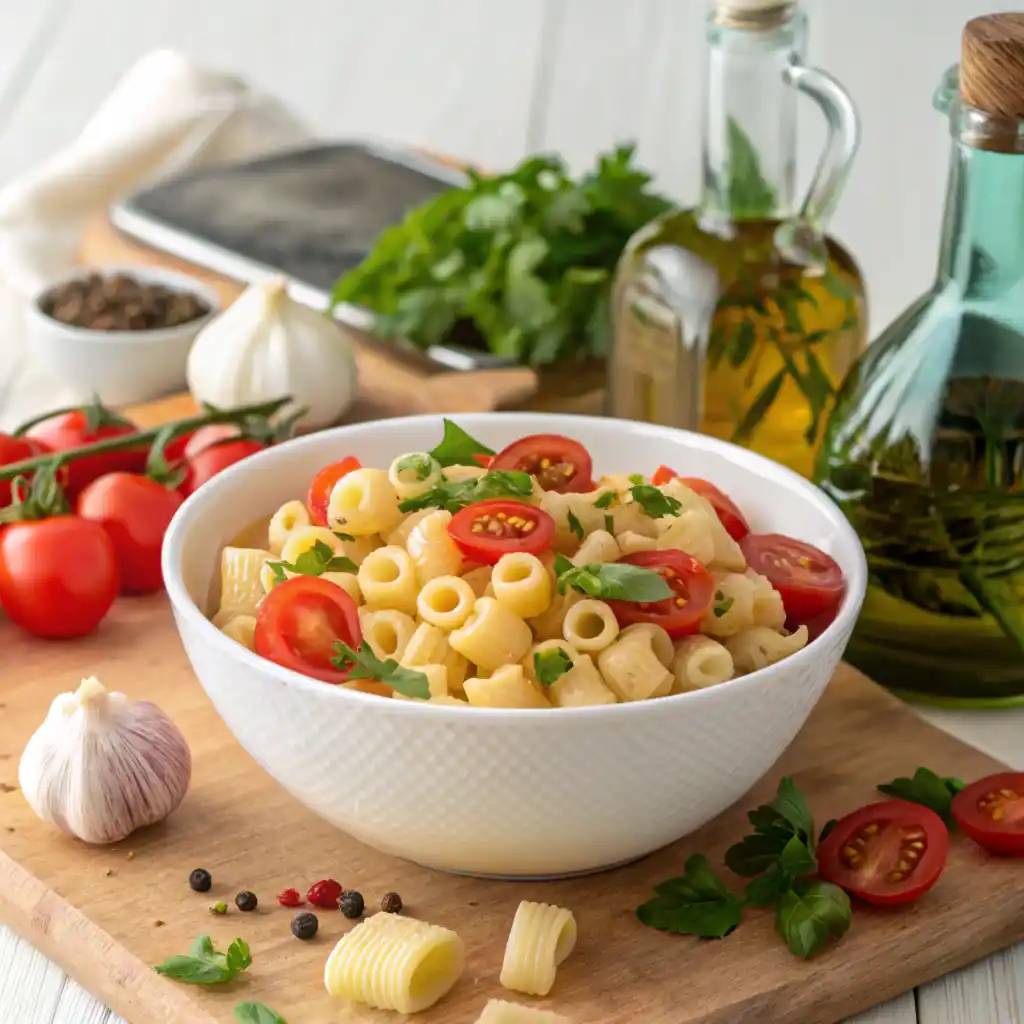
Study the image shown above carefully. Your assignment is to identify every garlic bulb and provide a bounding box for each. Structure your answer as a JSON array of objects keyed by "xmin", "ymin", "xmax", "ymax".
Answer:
[
  {"xmin": 186, "ymin": 279, "xmax": 357, "ymax": 431},
  {"xmin": 18, "ymin": 676, "xmax": 192, "ymax": 845}
]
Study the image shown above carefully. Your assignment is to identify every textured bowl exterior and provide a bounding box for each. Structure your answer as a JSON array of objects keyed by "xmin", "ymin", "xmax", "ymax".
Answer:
[{"xmin": 163, "ymin": 413, "xmax": 867, "ymax": 877}]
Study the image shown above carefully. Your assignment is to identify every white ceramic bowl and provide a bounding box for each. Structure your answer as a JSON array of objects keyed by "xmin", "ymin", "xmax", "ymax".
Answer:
[
  {"xmin": 162, "ymin": 413, "xmax": 867, "ymax": 878},
  {"xmin": 28, "ymin": 264, "xmax": 221, "ymax": 406}
]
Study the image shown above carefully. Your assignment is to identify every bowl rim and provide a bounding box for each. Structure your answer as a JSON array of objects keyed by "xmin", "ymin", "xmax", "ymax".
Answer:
[
  {"xmin": 28, "ymin": 263, "xmax": 222, "ymax": 342},
  {"xmin": 162, "ymin": 412, "xmax": 868, "ymax": 723}
]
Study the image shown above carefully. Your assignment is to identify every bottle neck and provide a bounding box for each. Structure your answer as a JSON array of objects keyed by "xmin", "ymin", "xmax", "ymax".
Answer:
[{"xmin": 701, "ymin": 5, "xmax": 806, "ymax": 222}]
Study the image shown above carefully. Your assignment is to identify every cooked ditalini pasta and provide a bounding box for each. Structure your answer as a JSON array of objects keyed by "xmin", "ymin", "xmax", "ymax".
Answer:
[
  {"xmin": 672, "ymin": 636, "xmax": 735, "ymax": 691},
  {"xmin": 597, "ymin": 632, "xmax": 673, "ymax": 701},
  {"xmin": 522, "ymin": 639, "xmax": 577, "ymax": 686},
  {"xmin": 597, "ymin": 472, "xmax": 637, "ymax": 494},
  {"xmin": 464, "ymin": 664, "xmax": 551, "ymax": 709},
  {"xmin": 444, "ymin": 463, "xmax": 487, "ymax": 483},
  {"xmin": 500, "ymin": 901, "xmax": 577, "ymax": 997},
  {"xmin": 450, "ymin": 597, "xmax": 533, "ymax": 671},
  {"xmin": 539, "ymin": 489, "xmax": 610, "ymax": 549},
  {"xmin": 324, "ymin": 913, "xmax": 465, "ymax": 1014},
  {"xmin": 618, "ymin": 622, "xmax": 674, "ymax": 667},
  {"xmin": 475, "ymin": 999, "xmax": 574, "ymax": 1024},
  {"xmin": 461, "ymin": 564, "xmax": 494, "ymax": 598},
  {"xmin": 386, "ymin": 507, "xmax": 434, "ymax": 548},
  {"xmin": 387, "ymin": 452, "xmax": 444, "ymax": 500},
  {"xmin": 562, "ymin": 599, "xmax": 620, "ymax": 653},
  {"xmin": 610, "ymin": 500, "xmax": 660, "ymax": 538},
  {"xmin": 660, "ymin": 479, "xmax": 747, "ymax": 571},
  {"xmin": 213, "ymin": 547, "xmax": 274, "ymax": 625},
  {"xmin": 746, "ymin": 569, "xmax": 787, "ymax": 630},
  {"xmin": 407, "ymin": 509, "xmax": 464, "ymax": 584},
  {"xmin": 417, "ymin": 575, "xmax": 477, "ymax": 629},
  {"xmin": 400, "ymin": 623, "xmax": 470, "ymax": 691},
  {"xmin": 259, "ymin": 525, "xmax": 349, "ymax": 592},
  {"xmin": 220, "ymin": 614, "xmax": 257, "ymax": 650},
  {"xmin": 431, "ymin": 695, "xmax": 470, "ymax": 706},
  {"xmin": 615, "ymin": 530, "xmax": 658, "ymax": 556},
  {"xmin": 358, "ymin": 545, "xmax": 419, "ymax": 615},
  {"xmin": 726, "ymin": 625, "xmax": 810, "ymax": 674},
  {"xmin": 267, "ymin": 500, "xmax": 310, "ymax": 555},
  {"xmin": 548, "ymin": 653, "xmax": 618, "ymax": 708},
  {"xmin": 702, "ymin": 572, "xmax": 756, "ymax": 638},
  {"xmin": 320, "ymin": 571, "xmax": 361, "ymax": 605},
  {"xmin": 327, "ymin": 467, "xmax": 402, "ymax": 537},
  {"xmin": 491, "ymin": 553, "xmax": 552, "ymax": 619},
  {"xmin": 360, "ymin": 609, "xmax": 417, "ymax": 661},
  {"xmin": 394, "ymin": 663, "xmax": 448, "ymax": 701},
  {"xmin": 571, "ymin": 529, "xmax": 620, "ymax": 566},
  {"xmin": 655, "ymin": 509, "xmax": 716, "ymax": 566},
  {"xmin": 527, "ymin": 588, "xmax": 580, "ymax": 642}
]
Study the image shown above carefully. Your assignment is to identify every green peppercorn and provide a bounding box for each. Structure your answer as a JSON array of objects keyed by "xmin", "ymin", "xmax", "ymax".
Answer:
[
  {"xmin": 292, "ymin": 911, "xmax": 318, "ymax": 940},
  {"xmin": 339, "ymin": 891, "xmax": 364, "ymax": 919},
  {"xmin": 209, "ymin": 901, "xmax": 228, "ymax": 915},
  {"xmin": 381, "ymin": 892, "xmax": 403, "ymax": 914},
  {"xmin": 189, "ymin": 868, "xmax": 212, "ymax": 893},
  {"xmin": 235, "ymin": 891, "xmax": 258, "ymax": 912}
]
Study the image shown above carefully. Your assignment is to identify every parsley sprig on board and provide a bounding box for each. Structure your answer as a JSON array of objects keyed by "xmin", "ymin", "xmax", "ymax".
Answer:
[{"xmin": 876, "ymin": 767, "xmax": 965, "ymax": 826}]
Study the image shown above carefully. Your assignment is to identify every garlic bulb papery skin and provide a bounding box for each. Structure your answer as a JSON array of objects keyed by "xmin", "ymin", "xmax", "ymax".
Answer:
[
  {"xmin": 186, "ymin": 278, "xmax": 358, "ymax": 431},
  {"xmin": 18, "ymin": 676, "xmax": 192, "ymax": 845}
]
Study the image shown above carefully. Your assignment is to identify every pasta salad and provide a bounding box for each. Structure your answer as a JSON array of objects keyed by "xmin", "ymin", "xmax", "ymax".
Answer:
[{"xmin": 211, "ymin": 420, "xmax": 846, "ymax": 708}]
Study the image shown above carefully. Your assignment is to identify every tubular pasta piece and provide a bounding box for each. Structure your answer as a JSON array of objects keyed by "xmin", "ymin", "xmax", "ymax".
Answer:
[
  {"xmin": 407, "ymin": 509, "xmax": 464, "ymax": 584},
  {"xmin": 745, "ymin": 569, "xmax": 787, "ymax": 630},
  {"xmin": 615, "ymin": 530, "xmax": 658, "ymax": 556},
  {"xmin": 597, "ymin": 633, "xmax": 673, "ymax": 701},
  {"xmin": 671, "ymin": 636, "xmax": 735, "ymax": 691},
  {"xmin": 320, "ymin": 571, "xmax": 361, "ymax": 605},
  {"xmin": 387, "ymin": 452, "xmax": 443, "ymax": 500},
  {"xmin": 464, "ymin": 664, "xmax": 551, "ymax": 709},
  {"xmin": 562, "ymin": 599, "xmax": 619, "ymax": 653},
  {"xmin": 386, "ymin": 508, "xmax": 434, "ymax": 548},
  {"xmin": 461, "ymin": 564, "xmax": 494, "ymax": 599},
  {"xmin": 660, "ymin": 479, "xmax": 746, "ymax": 571},
  {"xmin": 267, "ymin": 500, "xmax": 310, "ymax": 555},
  {"xmin": 521, "ymin": 639, "xmax": 578, "ymax": 686},
  {"xmin": 499, "ymin": 901, "xmax": 577, "ymax": 997},
  {"xmin": 539, "ymin": 488, "xmax": 615, "ymax": 550},
  {"xmin": 618, "ymin": 623, "xmax": 674, "ymax": 667},
  {"xmin": 358, "ymin": 546, "xmax": 419, "ymax": 615},
  {"xmin": 655, "ymin": 509, "xmax": 716, "ymax": 565},
  {"xmin": 401, "ymin": 623, "xmax": 470, "ymax": 692},
  {"xmin": 571, "ymin": 529, "xmax": 620, "ymax": 566},
  {"xmin": 213, "ymin": 547, "xmax": 273, "ymax": 625},
  {"xmin": 394, "ymin": 663, "xmax": 448, "ymax": 701},
  {"xmin": 725, "ymin": 625, "xmax": 810, "ymax": 675},
  {"xmin": 450, "ymin": 597, "xmax": 533, "ymax": 670},
  {"xmin": 327, "ymin": 467, "xmax": 402, "ymax": 537},
  {"xmin": 529, "ymin": 588, "xmax": 582, "ymax": 642},
  {"xmin": 610, "ymin": 501, "xmax": 660, "ymax": 538},
  {"xmin": 492, "ymin": 553, "xmax": 551, "ymax": 619},
  {"xmin": 702, "ymin": 572, "xmax": 756, "ymax": 638},
  {"xmin": 475, "ymin": 999, "xmax": 574, "ymax": 1023},
  {"xmin": 444, "ymin": 464, "xmax": 487, "ymax": 483},
  {"xmin": 547, "ymin": 653, "xmax": 618, "ymax": 708},
  {"xmin": 220, "ymin": 614, "xmax": 257, "ymax": 650},
  {"xmin": 360, "ymin": 609, "xmax": 417, "ymax": 661},
  {"xmin": 324, "ymin": 912, "xmax": 465, "ymax": 1014},
  {"xmin": 417, "ymin": 575, "xmax": 477, "ymax": 630}
]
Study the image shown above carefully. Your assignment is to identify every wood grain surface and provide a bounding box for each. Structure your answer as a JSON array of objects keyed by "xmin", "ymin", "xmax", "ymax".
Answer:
[{"xmin": 1, "ymin": 593, "xmax": 1022, "ymax": 1024}]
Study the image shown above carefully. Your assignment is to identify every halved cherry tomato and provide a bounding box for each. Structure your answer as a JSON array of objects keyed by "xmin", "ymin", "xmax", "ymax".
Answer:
[
  {"xmin": 182, "ymin": 439, "xmax": 267, "ymax": 495},
  {"xmin": 0, "ymin": 434, "xmax": 51, "ymax": 507},
  {"xmin": 447, "ymin": 499, "xmax": 555, "ymax": 564},
  {"xmin": 951, "ymin": 772, "xmax": 1024, "ymax": 856},
  {"xmin": 651, "ymin": 465, "xmax": 677, "ymax": 487},
  {"xmin": 307, "ymin": 456, "xmax": 362, "ymax": 526},
  {"xmin": 254, "ymin": 576, "xmax": 362, "ymax": 684},
  {"xmin": 817, "ymin": 799, "xmax": 948, "ymax": 906},
  {"xmin": 607, "ymin": 550, "xmax": 715, "ymax": 638},
  {"xmin": 648, "ymin": 467, "xmax": 750, "ymax": 540},
  {"xmin": 740, "ymin": 533, "xmax": 845, "ymax": 629},
  {"xmin": 471, "ymin": 453, "xmax": 493, "ymax": 468},
  {"xmin": 489, "ymin": 434, "xmax": 593, "ymax": 493}
]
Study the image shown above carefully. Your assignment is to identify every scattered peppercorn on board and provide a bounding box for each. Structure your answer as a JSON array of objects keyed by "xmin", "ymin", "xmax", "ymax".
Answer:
[{"xmin": 2, "ymin": 597, "xmax": 1024, "ymax": 1024}]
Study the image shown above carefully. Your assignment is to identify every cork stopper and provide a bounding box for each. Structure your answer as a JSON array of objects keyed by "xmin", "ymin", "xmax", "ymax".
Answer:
[
  {"xmin": 713, "ymin": 0, "xmax": 795, "ymax": 29},
  {"xmin": 962, "ymin": 13, "xmax": 1024, "ymax": 118}
]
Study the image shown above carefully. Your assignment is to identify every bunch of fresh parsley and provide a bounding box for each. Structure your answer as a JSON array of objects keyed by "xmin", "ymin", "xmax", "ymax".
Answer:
[{"xmin": 329, "ymin": 145, "xmax": 672, "ymax": 367}]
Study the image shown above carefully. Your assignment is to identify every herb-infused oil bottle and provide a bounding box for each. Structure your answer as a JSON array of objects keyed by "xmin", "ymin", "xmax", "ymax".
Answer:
[
  {"xmin": 609, "ymin": 0, "xmax": 867, "ymax": 478},
  {"xmin": 817, "ymin": 13, "xmax": 1024, "ymax": 707}
]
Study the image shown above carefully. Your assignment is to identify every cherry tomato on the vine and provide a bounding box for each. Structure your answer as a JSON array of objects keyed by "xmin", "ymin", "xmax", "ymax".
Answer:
[
  {"xmin": 0, "ymin": 434, "xmax": 51, "ymax": 507},
  {"xmin": 307, "ymin": 456, "xmax": 361, "ymax": 526},
  {"xmin": 489, "ymin": 434, "xmax": 593, "ymax": 493},
  {"xmin": 607, "ymin": 549, "xmax": 715, "ymax": 637},
  {"xmin": 448, "ymin": 499, "xmax": 555, "ymax": 564},
  {"xmin": 951, "ymin": 772, "xmax": 1024, "ymax": 856},
  {"xmin": 182, "ymin": 439, "xmax": 267, "ymax": 495},
  {"xmin": 163, "ymin": 424, "xmax": 240, "ymax": 465}
]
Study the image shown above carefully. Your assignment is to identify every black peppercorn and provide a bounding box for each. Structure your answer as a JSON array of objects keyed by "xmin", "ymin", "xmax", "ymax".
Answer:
[
  {"xmin": 381, "ymin": 892, "xmax": 403, "ymax": 914},
  {"xmin": 339, "ymin": 890, "xmax": 365, "ymax": 919},
  {"xmin": 235, "ymin": 891, "xmax": 258, "ymax": 912},
  {"xmin": 292, "ymin": 911, "xmax": 319, "ymax": 940},
  {"xmin": 189, "ymin": 868, "xmax": 212, "ymax": 893}
]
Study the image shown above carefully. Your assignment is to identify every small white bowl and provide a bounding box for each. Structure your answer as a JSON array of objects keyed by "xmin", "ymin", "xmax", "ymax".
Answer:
[
  {"xmin": 28, "ymin": 264, "xmax": 221, "ymax": 406},
  {"xmin": 162, "ymin": 413, "xmax": 867, "ymax": 879}
]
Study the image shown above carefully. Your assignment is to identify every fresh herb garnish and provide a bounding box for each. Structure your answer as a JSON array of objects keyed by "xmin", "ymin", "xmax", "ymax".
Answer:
[
  {"xmin": 534, "ymin": 648, "xmax": 573, "ymax": 687},
  {"xmin": 554, "ymin": 553, "xmax": 672, "ymax": 602},
  {"xmin": 877, "ymin": 767, "xmax": 966, "ymax": 826},
  {"xmin": 713, "ymin": 590, "xmax": 735, "ymax": 618},
  {"xmin": 604, "ymin": 514, "xmax": 615, "ymax": 535},
  {"xmin": 593, "ymin": 491, "xmax": 616, "ymax": 509},
  {"xmin": 394, "ymin": 453, "xmax": 437, "ymax": 482},
  {"xmin": 628, "ymin": 473, "xmax": 645, "ymax": 486},
  {"xmin": 629, "ymin": 484, "xmax": 682, "ymax": 519},
  {"xmin": 566, "ymin": 509, "xmax": 584, "ymax": 541},
  {"xmin": 154, "ymin": 935, "xmax": 251, "ymax": 985},
  {"xmin": 636, "ymin": 855, "xmax": 744, "ymax": 939},
  {"xmin": 775, "ymin": 881, "xmax": 852, "ymax": 959},
  {"xmin": 333, "ymin": 530, "xmax": 355, "ymax": 542},
  {"xmin": 725, "ymin": 776, "xmax": 816, "ymax": 879},
  {"xmin": 268, "ymin": 540, "xmax": 358, "ymax": 584},
  {"xmin": 428, "ymin": 420, "xmax": 495, "ymax": 468},
  {"xmin": 398, "ymin": 470, "xmax": 533, "ymax": 514},
  {"xmin": 235, "ymin": 1003, "xmax": 287, "ymax": 1024},
  {"xmin": 331, "ymin": 642, "xmax": 431, "ymax": 700}
]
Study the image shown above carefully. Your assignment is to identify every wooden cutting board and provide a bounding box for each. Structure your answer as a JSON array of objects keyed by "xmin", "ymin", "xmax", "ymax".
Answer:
[{"xmin": 2, "ymin": 596, "xmax": 1023, "ymax": 1024}]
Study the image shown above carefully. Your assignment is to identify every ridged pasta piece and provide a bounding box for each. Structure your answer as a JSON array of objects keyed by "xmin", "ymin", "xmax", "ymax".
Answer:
[
  {"xmin": 529, "ymin": 588, "xmax": 581, "ymax": 642},
  {"xmin": 660, "ymin": 478, "xmax": 746, "ymax": 571},
  {"xmin": 618, "ymin": 623, "xmax": 674, "ymax": 667},
  {"xmin": 655, "ymin": 509, "xmax": 716, "ymax": 565},
  {"xmin": 320, "ymin": 571, "xmax": 362, "ymax": 605},
  {"xmin": 701, "ymin": 572, "xmax": 756, "ymax": 638},
  {"xmin": 500, "ymin": 901, "xmax": 577, "ymax": 997},
  {"xmin": 562, "ymin": 599, "xmax": 619, "ymax": 653},
  {"xmin": 539, "ymin": 488, "xmax": 614, "ymax": 551},
  {"xmin": 461, "ymin": 564, "xmax": 494, "ymax": 599},
  {"xmin": 450, "ymin": 597, "xmax": 533, "ymax": 671},
  {"xmin": 464, "ymin": 664, "xmax": 551, "ymax": 709},
  {"xmin": 213, "ymin": 547, "xmax": 274, "ymax": 625},
  {"xmin": 547, "ymin": 652, "xmax": 618, "ymax": 708},
  {"xmin": 726, "ymin": 625, "xmax": 810, "ymax": 675},
  {"xmin": 491, "ymin": 553, "xmax": 551, "ymax": 619},
  {"xmin": 327, "ymin": 467, "xmax": 402, "ymax": 537},
  {"xmin": 597, "ymin": 632, "xmax": 673, "ymax": 701},
  {"xmin": 417, "ymin": 575, "xmax": 477, "ymax": 629},
  {"xmin": 615, "ymin": 530, "xmax": 658, "ymax": 556},
  {"xmin": 324, "ymin": 912, "xmax": 465, "ymax": 1013},
  {"xmin": 402, "ymin": 622, "xmax": 471, "ymax": 691},
  {"xmin": 394, "ymin": 663, "xmax": 449, "ymax": 701},
  {"xmin": 386, "ymin": 508, "xmax": 434, "ymax": 548},
  {"xmin": 358, "ymin": 545, "xmax": 419, "ymax": 615},
  {"xmin": 260, "ymin": 525, "xmax": 365, "ymax": 593},
  {"xmin": 387, "ymin": 452, "xmax": 444, "ymax": 500},
  {"xmin": 746, "ymin": 569, "xmax": 787, "ymax": 630},
  {"xmin": 671, "ymin": 636, "xmax": 735, "ymax": 691},
  {"xmin": 610, "ymin": 500, "xmax": 660, "ymax": 539},
  {"xmin": 571, "ymin": 529, "xmax": 619, "ymax": 567},
  {"xmin": 267, "ymin": 499, "xmax": 311, "ymax": 555},
  {"xmin": 360, "ymin": 609, "xmax": 417, "ymax": 661},
  {"xmin": 444, "ymin": 464, "xmax": 487, "ymax": 483},
  {"xmin": 475, "ymin": 998, "xmax": 574, "ymax": 1023},
  {"xmin": 406, "ymin": 509, "xmax": 464, "ymax": 584},
  {"xmin": 220, "ymin": 614, "xmax": 257, "ymax": 650}
]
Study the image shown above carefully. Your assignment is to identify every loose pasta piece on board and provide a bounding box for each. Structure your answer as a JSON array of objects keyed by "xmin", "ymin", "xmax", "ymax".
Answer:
[
  {"xmin": 267, "ymin": 500, "xmax": 311, "ymax": 555},
  {"xmin": 213, "ymin": 547, "xmax": 274, "ymax": 625},
  {"xmin": 500, "ymin": 901, "xmax": 577, "ymax": 997},
  {"xmin": 220, "ymin": 614, "xmax": 257, "ymax": 651},
  {"xmin": 475, "ymin": 998, "xmax": 574, "ymax": 1023},
  {"xmin": 324, "ymin": 912, "xmax": 465, "ymax": 1014}
]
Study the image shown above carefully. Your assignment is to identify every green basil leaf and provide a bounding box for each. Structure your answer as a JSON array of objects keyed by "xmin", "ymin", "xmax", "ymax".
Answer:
[
  {"xmin": 775, "ymin": 881, "xmax": 851, "ymax": 959},
  {"xmin": 226, "ymin": 938, "xmax": 252, "ymax": 973},
  {"xmin": 534, "ymin": 648, "xmax": 573, "ymax": 687},
  {"xmin": 429, "ymin": 419, "xmax": 495, "ymax": 467},
  {"xmin": 188, "ymin": 934, "xmax": 215, "ymax": 959},
  {"xmin": 629, "ymin": 484, "xmax": 682, "ymax": 519},
  {"xmin": 153, "ymin": 955, "xmax": 233, "ymax": 985},
  {"xmin": 235, "ymin": 1003, "xmax": 288, "ymax": 1024}
]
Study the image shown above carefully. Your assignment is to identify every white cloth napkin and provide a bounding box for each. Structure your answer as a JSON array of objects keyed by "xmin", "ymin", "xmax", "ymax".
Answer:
[{"xmin": 0, "ymin": 49, "xmax": 315, "ymax": 430}]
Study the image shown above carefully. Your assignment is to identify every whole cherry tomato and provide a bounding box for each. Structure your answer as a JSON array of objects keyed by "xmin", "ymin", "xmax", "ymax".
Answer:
[
  {"xmin": 77, "ymin": 472, "xmax": 184, "ymax": 594},
  {"xmin": 163, "ymin": 424, "xmax": 241, "ymax": 465},
  {"xmin": 182, "ymin": 439, "xmax": 267, "ymax": 495},
  {"xmin": 0, "ymin": 434, "xmax": 51, "ymax": 507},
  {"xmin": 0, "ymin": 516, "xmax": 118, "ymax": 638}
]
